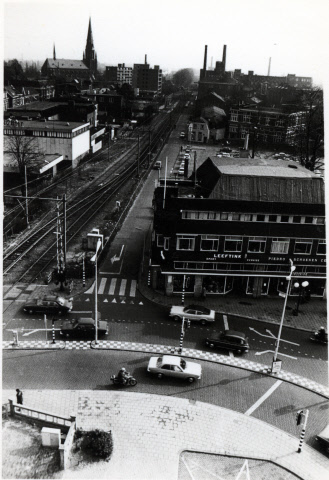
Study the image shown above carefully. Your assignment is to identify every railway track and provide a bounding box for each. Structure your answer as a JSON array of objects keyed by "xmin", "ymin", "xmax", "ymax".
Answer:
[{"xmin": 3, "ymin": 106, "xmax": 181, "ymax": 286}]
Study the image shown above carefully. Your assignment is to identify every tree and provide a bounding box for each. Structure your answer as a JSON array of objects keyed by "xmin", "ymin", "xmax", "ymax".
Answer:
[
  {"xmin": 4, "ymin": 59, "xmax": 26, "ymax": 84},
  {"xmin": 293, "ymin": 87, "xmax": 324, "ymax": 171},
  {"xmin": 4, "ymin": 132, "xmax": 44, "ymax": 195},
  {"xmin": 172, "ymin": 68, "xmax": 195, "ymax": 89}
]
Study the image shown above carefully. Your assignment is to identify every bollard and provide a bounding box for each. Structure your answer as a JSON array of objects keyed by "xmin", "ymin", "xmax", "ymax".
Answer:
[
  {"xmin": 12, "ymin": 330, "xmax": 18, "ymax": 346},
  {"xmin": 181, "ymin": 280, "xmax": 185, "ymax": 305},
  {"xmin": 296, "ymin": 409, "xmax": 309, "ymax": 453},
  {"xmin": 52, "ymin": 320, "xmax": 56, "ymax": 344}
]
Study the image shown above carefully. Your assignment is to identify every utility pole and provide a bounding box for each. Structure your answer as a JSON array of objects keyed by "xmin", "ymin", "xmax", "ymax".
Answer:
[
  {"xmin": 137, "ymin": 134, "xmax": 140, "ymax": 176},
  {"xmin": 148, "ymin": 130, "xmax": 151, "ymax": 167},
  {"xmin": 63, "ymin": 194, "xmax": 67, "ymax": 267},
  {"xmin": 24, "ymin": 165, "xmax": 29, "ymax": 228}
]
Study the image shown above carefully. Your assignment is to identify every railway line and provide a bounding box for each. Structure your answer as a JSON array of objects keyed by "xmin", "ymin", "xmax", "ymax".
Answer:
[{"xmin": 3, "ymin": 105, "xmax": 183, "ymax": 288}]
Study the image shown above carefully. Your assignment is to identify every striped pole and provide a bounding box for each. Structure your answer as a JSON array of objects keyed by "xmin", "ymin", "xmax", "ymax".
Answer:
[
  {"xmin": 82, "ymin": 255, "xmax": 86, "ymax": 287},
  {"xmin": 297, "ymin": 409, "xmax": 309, "ymax": 453},
  {"xmin": 178, "ymin": 317, "xmax": 185, "ymax": 355},
  {"xmin": 52, "ymin": 320, "xmax": 56, "ymax": 344},
  {"xmin": 181, "ymin": 275, "xmax": 185, "ymax": 305},
  {"xmin": 148, "ymin": 270, "xmax": 151, "ymax": 286}
]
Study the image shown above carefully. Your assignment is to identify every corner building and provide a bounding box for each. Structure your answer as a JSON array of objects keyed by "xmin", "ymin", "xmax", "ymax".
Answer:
[{"xmin": 150, "ymin": 158, "xmax": 326, "ymax": 299}]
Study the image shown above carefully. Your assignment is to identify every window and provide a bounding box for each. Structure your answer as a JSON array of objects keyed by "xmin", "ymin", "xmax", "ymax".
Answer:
[
  {"xmin": 280, "ymin": 215, "xmax": 290, "ymax": 223},
  {"xmin": 243, "ymin": 214, "xmax": 252, "ymax": 221},
  {"xmin": 177, "ymin": 236, "xmax": 195, "ymax": 251},
  {"xmin": 304, "ymin": 216, "xmax": 314, "ymax": 224},
  {"xmin": 264, "ymin": 117, "xmax": 270, "ymax": 126},
  {"xmin": 243, "ymin": 115, "xmax": 251, "ymax": 123},
  {"xmin": 271, "ymin": 238, "xmax": 290, "ymax": 254},
  {"xmin": 247, "ymin": 237, "xmax": 266, "ymax": 253},
  {"xmin": 164, "ymin": 238, "xmax": 170, "ymax": 251},
  {"xmin": 157, "ymin": 235, "xmax": 164, "ymax": 247},
  {"xmin": 221, "ymin": 212, "xmax": 228, "ymax": 220},
  {"xmin": 292, "ymin": 216, "xmax": 302, "ymax": 223},
  {"xmin": 268, "ymin": 215, "xmax": 277, "ymax": 222},
  {"xmin": 224, "ymin": 236, "xmax": 243, "ymax": 252},
  {"xmin": 200, "ymin": 235, "xmax": 219, "ymax": 251},
  {"xmin": 231, "ymin": 114, "xmax": 238, "ymax": 122},
  {"xmin": 315, "ymin": 217, "xmax": 325, "ymax": 225},
  {"xmin": 317, "ymin": 240, "xmax": 326, "ymax": 255},
  {"xmin": 294, "ymin": 238, "xmax": 312, "ymax": 254},
  {"xmin": 256, "ymin": 214, "xmax": 265, "ymax": 222}
]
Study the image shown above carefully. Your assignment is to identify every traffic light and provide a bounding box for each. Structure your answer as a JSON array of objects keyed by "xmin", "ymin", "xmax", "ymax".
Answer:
[{"xmin": 296, "ymin": 410, "xmax": 305, "ymax": 426}]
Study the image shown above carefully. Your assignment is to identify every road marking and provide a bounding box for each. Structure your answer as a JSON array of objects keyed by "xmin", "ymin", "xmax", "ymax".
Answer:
[
  {"xmin": 255, "ymin": 350, "xmax": 297, "ymax": 360},
  {"xmin": 98, "ymin": 278, "xmax": 107, "ymax": 294},
  {"xmin": 71, "ymin": 311, "xmax": 92, "ymax": 314},
  {"xmin": 223, "ymin": 314, "xmax": 229, "ymax": 330},
  {"xmin": 84, "ymin": 282, "xmax": 95, "ymax": 294},
  {"xmin": 130, "ymin": 280, "xmax": 137, "ymax": 297},
  {"xmin": 109, "ymin": 278, "xmax": 117, "ymax": 295},
  {"xmin": 22, "ymin": 328, "xmax": 61, "ymax": 336},
  {"xmin": 244, "ymin": 380, "xmax": 282, "ymax": 416},
  {"xmin": 250, "ymin": 327, "xmax": 299, "ymax": 346},
  {"xmin": 119, "ymin": 279, "xmax": 127, "ymax": 296}
]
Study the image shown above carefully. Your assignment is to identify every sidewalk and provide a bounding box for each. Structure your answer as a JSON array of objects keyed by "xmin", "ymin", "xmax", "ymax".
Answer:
[{"xmin": 3, "ymin": 389, "xmax": 329, "ymax": 480}]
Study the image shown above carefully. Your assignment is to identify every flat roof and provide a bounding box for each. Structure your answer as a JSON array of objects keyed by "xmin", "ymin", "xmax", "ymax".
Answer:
[
  {"xmin": 5, "ymin": 120, "xmax": 90, "ymax": 132},
  {"xmin": 209, "ymin": 157, "xmax": 317, "ymax": 178}
]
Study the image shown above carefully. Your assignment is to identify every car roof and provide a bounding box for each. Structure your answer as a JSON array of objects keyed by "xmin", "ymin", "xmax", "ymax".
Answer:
[
  {"xmin": 317, "ymin": 425, "xmax": 329, "ymax": 441},
  {"xmin": 161, "ymin": 355, "xmax": 182, "ymax": 365},
  {"xmin": 43, "ymin": 296, "xmax": 57, "ymax": 301},
  {"xmin": 185, "ymin": 305, "xmax": 211, "ymax": 314},
  {"xmin": 76, "ymin": 317, "xmax": 95, "ymax": 325},
  {"xmin": 224, "ymin": 330, "xmax": 246, "ymax": 339}
]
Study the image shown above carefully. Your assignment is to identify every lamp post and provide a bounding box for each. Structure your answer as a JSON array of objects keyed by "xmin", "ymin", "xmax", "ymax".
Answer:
[
  {"xmin": 292, "ymin": 281, "xmax": 309, "ymax": 316},
  {"xmin": 251, "ymin": 127, "xmax": 258, "ymax": 159},
  {"xmin": 91, "ymin": 238, "xmax": 102, "ymax": 345},
  {"xmin": 272, "ymin": 259, "xmax": 296, "ymax": 372}
]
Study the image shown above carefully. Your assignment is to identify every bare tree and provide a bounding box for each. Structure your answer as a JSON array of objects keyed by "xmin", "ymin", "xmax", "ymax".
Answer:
[
  {"xmin": 4, "ymin": 133, "xmax": 44, "ymax": 195},
  {"xmin": 294, "ymin": 87, "xmax": 324, "ymax": 171}
]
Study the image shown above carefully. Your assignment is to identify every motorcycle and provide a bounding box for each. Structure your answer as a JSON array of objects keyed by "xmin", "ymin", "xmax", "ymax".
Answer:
[
  {"xmin": 310, "ymin": 330, "xmax": 328, "ymax": 345},
  {"xmin": 110, "ymin": 373, "xmax": 137, "ymax": 386}
]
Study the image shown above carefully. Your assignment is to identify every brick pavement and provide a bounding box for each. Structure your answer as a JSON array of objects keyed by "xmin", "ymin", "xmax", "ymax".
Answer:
[{"xmin": 3, "ymin": 390, "xmax": 329, "ymax": 480}]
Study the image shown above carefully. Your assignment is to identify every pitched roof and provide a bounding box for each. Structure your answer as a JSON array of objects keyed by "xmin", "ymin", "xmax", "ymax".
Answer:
[{"xmin": 45, "ymin": 59, "xmax": 89, "ymax": 70}]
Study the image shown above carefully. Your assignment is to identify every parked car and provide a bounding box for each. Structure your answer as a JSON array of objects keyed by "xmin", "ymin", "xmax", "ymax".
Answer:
[
  {"xmin": 205, "ymin": 330, "xmax": 249, "ymax": 354},
  {"xmin": 147, "ymin": 355, "xmax": 201, "ymax": 382},
  {"xmin": 316, "ymin": 424, "xmax": 329, "ymax": 453},
  {"xmin": 169, "ymin": 305, "xmax": 215, "ymax": 325},
  {"xmin": 220, "ymin": 147, "xmax": 232, "ymax": 153},
  {"xmin": 180, "ymin": 132, "xmax": 186, "ymax": 138},
  {"xmin": 154, "ymin": 160, "xmax": 162, "ymax": 170},
  {"xmin": 178, "ymin": 169, "xmax": 185, "ymax": 176},
  {"xmin": 60, "ymin": 316, "xmax": 108, "ymax": 338},
  {"xmin": 23, "ymin": 296, "xmax": 73, "ymax": 315}
]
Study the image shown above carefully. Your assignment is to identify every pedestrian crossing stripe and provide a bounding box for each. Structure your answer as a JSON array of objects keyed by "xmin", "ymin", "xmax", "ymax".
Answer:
[
  {"xmin": 104, "ymin": 299, "xmax": 108, "ymax": 302},
  {"xmin": 84, "ymin": 277, "xmax": 137, "ymax": 298},
  {"xmin": 85, "ymin": 298, "xmax": 90, "ymax": 302},
  {"xmin": 112, "ymin": 299, "xmax": 117, "ymax": 303}
]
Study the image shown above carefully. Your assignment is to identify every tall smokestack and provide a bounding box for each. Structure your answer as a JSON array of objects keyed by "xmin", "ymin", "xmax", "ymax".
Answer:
[
  {"xmin": 203, "ymin": 45, "xmax": 208, "ymax": 76},
  {"xmin": 267, "ymin": 57, "xmax": 271, "ymax": 76},
  {"xmin": 145, "ymin": 54, "xmax": 147, "ymax": 64},
  {"xmin": 222, "ymin": 45, "xmax": 227, "ymax": 71}
]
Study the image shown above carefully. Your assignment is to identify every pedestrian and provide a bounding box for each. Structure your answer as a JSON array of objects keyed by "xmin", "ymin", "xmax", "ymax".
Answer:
[{"xmin": 16, "ymin": 389, "xmax": 23, "ymax": 411}]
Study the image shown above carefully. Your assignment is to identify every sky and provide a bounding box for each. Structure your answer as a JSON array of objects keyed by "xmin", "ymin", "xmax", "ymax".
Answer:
[{"xmin": 2, "ymin": 0, "xmax": 329, "ymax": 86}]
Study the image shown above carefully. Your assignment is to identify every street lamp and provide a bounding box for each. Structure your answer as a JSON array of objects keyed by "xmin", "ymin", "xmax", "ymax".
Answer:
[
  {"xmin": 91, "ymin": 238, "xmax": 102, "ymax": 345},
  {"xmin": 292, "ymin": 281, "xmax": 309, "ymax": 316},
  {"xmin": 272, "ymin": 259, "xmax": 296, "ymax": 373}
]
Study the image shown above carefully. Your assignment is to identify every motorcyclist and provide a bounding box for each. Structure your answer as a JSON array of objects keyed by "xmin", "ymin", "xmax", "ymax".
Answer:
[
  {"xmin": 117, "ymin": 367, "xmax": 129, "ymax": 385},
  {"xmin": 316, "ymin": 327, "xmax": 327, "ymax": 342}
]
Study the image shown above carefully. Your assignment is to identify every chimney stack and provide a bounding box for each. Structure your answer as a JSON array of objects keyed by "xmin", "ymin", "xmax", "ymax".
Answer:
[
  {"xmin": 222, "ymin": 45, "xmax": 227, "ymax": 71},
  {"xmin": 203, "ymin": 45, "xmax": 208, "ymax": 77},
  {"xmin": 145, "ymin": 54, "xmax": 147, "ymax": 65}
]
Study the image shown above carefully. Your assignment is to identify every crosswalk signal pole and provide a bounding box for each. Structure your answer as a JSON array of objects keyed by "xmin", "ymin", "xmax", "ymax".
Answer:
[{"xmin": 296, "ymin": 409, "xmax": 309, "ymax": 453}]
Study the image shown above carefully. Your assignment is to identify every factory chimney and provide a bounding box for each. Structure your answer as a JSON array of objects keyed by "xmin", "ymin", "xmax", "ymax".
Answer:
[
  {"xmin": 203, "ymin": 45, "xmax": 208, "ymax": 77},
  {"xmin": 267, "ymin": 57, "xmax": 271, "ymax": 76},
  {"xmin": 145, "ymin": 54, "xmax": 147, "ymax": 65},
  {"xmin": 222, "ymin": 45, "xmax": 227, "ymax": 71}
]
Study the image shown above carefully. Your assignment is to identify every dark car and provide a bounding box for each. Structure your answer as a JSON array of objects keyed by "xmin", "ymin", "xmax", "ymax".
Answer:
[
  {"xmin": 205, "ymin": 330, "xmax": 249, "ymax": 354},
  {"xmin": 316, "ymin": 425, "xmax": 329, "ymax": 453},
  {"xmin": 60, "ymin": 316, "xmax": 108, "ymax": 338},
  {"xmin": 219, "ymin": 147, "xmax": 232, "ymax": 153},
  {"xmin": 23, "ymin": 296, "xmax": 73, "ymax": 315}
]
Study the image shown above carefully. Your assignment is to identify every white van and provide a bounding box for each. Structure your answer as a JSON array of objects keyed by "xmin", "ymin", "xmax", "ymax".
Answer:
[{"xmin": 154, "ymin": 160, "xmax": 162, "ymax": 170}]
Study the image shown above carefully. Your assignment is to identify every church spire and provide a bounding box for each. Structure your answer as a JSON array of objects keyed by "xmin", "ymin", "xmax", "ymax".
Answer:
[
  {"xmin": 83, "ymin": 17, "xmax": 97, "ymax": 76},
  {"xmin": 86, "ymin": 17, "xmax": 94, "ymax": 48},
  {"xmin": 53, "ymin": 43, "xmax": 56, "ymax": 60}
]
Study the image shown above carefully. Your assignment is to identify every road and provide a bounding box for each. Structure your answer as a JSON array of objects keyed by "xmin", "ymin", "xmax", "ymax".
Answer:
[{"xmin": 3, "ymin": 111, "xmax": 329, "ymax": 460}]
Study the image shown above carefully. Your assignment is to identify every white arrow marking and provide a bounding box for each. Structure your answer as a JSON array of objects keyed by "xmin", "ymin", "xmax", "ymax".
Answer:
[
  {"xmin": 110, "ymin": 245, "xmax": 125, "ymax": 264},
  {"xmin": 112, "ymin": 299, "xmax": 117, "ymax": 303},
  {"xmin": 255, "ymin": 349, "xmax": 297, "ymax": 360},
  {"xmin": 22, "ymin": 328, "xmax": 60, "ymax": 336},
  {"xmin": 250, "ymin": 327, "xmax": 299, "ymax": 346},
  {"xmin": 265, "ymin": 329, "xmax": 276, "ymax": 338},
  {"xmin": 104, "ymin": 299, "xmax": 108, "ymax": 303}
]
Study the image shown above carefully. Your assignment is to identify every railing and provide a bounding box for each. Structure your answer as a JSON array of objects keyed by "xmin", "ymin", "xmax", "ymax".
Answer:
[
  {"xmin": 59, "ymin": 420, "xmax": 76, "ymax": 469},
  {"xmin": 8, "ymin": 399, "xmax": 75, "ymax": 429}
]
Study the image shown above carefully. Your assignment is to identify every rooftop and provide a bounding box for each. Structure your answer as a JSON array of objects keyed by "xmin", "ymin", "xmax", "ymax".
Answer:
[
  {"xmin": 45, "ymin": 58, "xmax": 89, "ymax": 70},
  {"xmin": 4, "ymin": 119, "xmax": 90, "ymax": 132}
]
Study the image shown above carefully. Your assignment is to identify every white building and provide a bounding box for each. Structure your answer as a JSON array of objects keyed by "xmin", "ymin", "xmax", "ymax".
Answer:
[{"xmin": 4, "ymin": 119, "xmax": 90, "ymax": 168}]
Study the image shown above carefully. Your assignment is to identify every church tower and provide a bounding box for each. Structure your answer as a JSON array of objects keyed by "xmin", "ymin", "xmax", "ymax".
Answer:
[{"xmin": 83, "ymin": 18, "xmax": 98, "ymax": 76}]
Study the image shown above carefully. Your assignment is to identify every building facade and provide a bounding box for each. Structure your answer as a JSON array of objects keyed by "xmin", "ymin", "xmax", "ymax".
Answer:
[
  {"xmin": 4, "ymin": 119, "xmax": 90, "ymax": 168},
  {"xmin": 150, "ymin": 158, "xmax": 326, "ymax": 300},
  {"xmin": 132, "ymin": 60, "xmax": 162, "ymax": 94},
  {"xmin": 105, "ymin": 63, "xmax": 133, "ymax": 86}
]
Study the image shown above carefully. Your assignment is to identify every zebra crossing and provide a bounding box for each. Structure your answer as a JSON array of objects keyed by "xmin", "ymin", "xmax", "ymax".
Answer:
[{"xmin": 84, "ymin": 277, "xmax": 142, "ymax": 304}]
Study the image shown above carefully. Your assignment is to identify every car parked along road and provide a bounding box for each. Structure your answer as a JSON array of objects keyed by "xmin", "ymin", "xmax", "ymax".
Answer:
[
  {"xmin": 23, "ymin": 296, "xmax": 73, "ymax": 315},
  {"xmin": 205, "ymin": 330, "xmax": 249, "ymax": 354}
]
